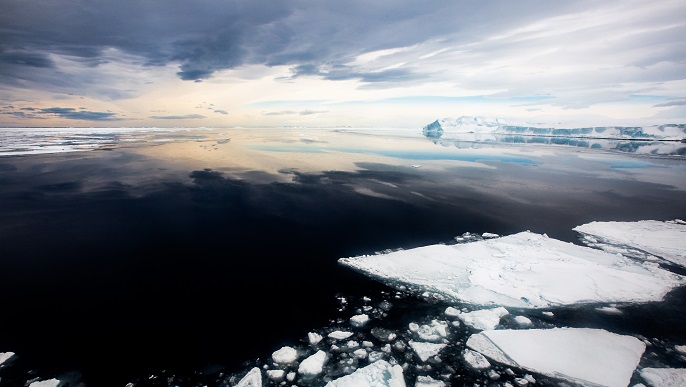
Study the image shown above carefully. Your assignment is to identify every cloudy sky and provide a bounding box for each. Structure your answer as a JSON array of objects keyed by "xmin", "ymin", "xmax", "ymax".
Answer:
[{"xmin": 1, "ymin": 0, "xmax": 685, "ymax": 128}]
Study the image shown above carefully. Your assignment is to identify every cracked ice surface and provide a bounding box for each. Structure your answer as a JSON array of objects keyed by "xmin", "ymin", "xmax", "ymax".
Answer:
[
  {"xmin": 574, "ymin": 219, "xmax": 686, "ymax": 268},
  {"xmin": 466, "ymin": 328, "xmax": 646, "ymax": 387},
  {"xmin": 339, "ymin": 231, "xmax": 684, "ymax": 308}
]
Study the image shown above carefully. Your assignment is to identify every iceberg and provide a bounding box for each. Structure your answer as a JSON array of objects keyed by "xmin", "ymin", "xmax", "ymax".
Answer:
[
  {"xmin": 423, "ymin": 116, "xmax": 686, "ymax": 141},
  {"xmin": 466, "ymin": 328, "xmax": 646, "ymax": 387},
  {"xmin": 574, "ymin": 219, "xmax": 686, "ymax": 268},
  {"xmin": 338, "ymin": 231, "xmax": 684, "ymax": 308},
  {"xmin": 324, "ymin": 359, "xmax": 406, "ymax": 387}
]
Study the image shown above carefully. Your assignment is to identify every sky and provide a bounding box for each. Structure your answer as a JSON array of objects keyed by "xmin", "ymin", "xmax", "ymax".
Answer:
[{"xmin": 0, "ymin": 0, "xmax": 685, "ymax": 128}]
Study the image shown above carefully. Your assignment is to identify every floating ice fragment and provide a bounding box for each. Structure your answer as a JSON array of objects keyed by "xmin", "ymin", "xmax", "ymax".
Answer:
[
  {"xmin": 482, "ymin": 232, "xmax": 499, "ymax": 238},
  {"xmin": 596, "ymin": 306, "xmax": 623, "ymax": 314},
  {"xmin": 339, "ymin": 231, "xmax": 684, "ymax": 308},
  {"xmin": 298, "ymin": 350, "xmax": 328, "ymax": 377},
  {"xmin": 467, "ymin": 327, "xmax": 646, "ymax": 387},
  {"xmin": 329, "ymin": 330, "xmax": 354, "ymax": 340},
  {"xmin": 28, "ymin": 380, "xmax": 61, "ymax": 387},
  {"xmin": 444, "ymin": 306, "xmax": 460, "ymax": 317},
  {"xmin": 415, "ymin": 375, "xmax": 446, "ymax": 386},
  {"xmin": 462, "ymin": 348, "xmax": 491, "ymax": 369},
  {"xmin": 675, "ymin": 345, "xmax": 686, "ymax": 354},
  {"xmin": 409, "ymin": 341, "xmax": 447, "ymax": 362},
  {"xmin": 0, "ymin": 352, "xmax": 14, "ymax": 366},
  {"xmin": 640, "ymin": 368, "xmax": 686, "ymax": 387},
  {"xmin": 513, "ymin": 315, "xmax": 533, "ymax": 327},
  {"xmin": 266, "ymin": 369, "xmax": 285, "ymax": 381},
  {"xmin": 350, "ymin": 314, "xmax": 370, "ymax": 327},
  {"xmin": 574, "ymin": 220, "xmax": 686, "ymax": 267},
  {"xmin": 408, "ymin": 320, "xmax": 449, "ymax": 342},
  {"xmin": 235, "ymin": 367, "xmax": 262, "ymax": 387},
  {"xmin": 324, "ymin": 359, "xmax": 406, "ymax": 387},
  {"xmin": 308, "ymin": 331, "xmax": 323, "ymax": 345},
  {"xmin": 272, "ymin": 345, "xmax": 298, "ymax": 365},
  {"xmin": 456, "ymin": 307, "xmax": 509, "ymax": 331}
]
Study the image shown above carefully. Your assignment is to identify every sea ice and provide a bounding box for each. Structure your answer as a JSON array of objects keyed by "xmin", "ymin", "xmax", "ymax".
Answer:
[
  {"xmin": 235, "ymin": 367, "xmax": 262, "ymax": 387},
  {"xmin": 415, "ymin": 375, "xmax": 446, "ymax": 386},
  {"xmin": 324, "ymin": 359, "xmax": 406, "ymax": 387},
  {"xmin": 339, "ymin": 231, "xmax": 684, "ymax": 308},
  {"xmin": 466, "ymin": 327, "xmax": 646, "ymax": 387},
  {"xmin": 640, "ymin": 368, "xmax": 686, "ymax": 387},
  {"xmin": 329, "ymin": 330, "xmax": 354, "ymax": 340},
  {"xmin": 462, "ymin": 348, "xmax": 491, "ymax": 369},
  {"xmin": 298, "ymin": 350, "xmax": 328, "ymax": 377},
  {"xmin": 408, "ymin": 341, "xmax": 447, "ymax": 362},
  {"xmin": 574, "ymin": 219, "xmax": 686, "ymax": 267},
  {"xmin": 0, "ymin": 352, "xmax": 14, "ymax": 366},
  {"xmin": 272, "ymin": 345, "xmax": 298, "ymax": 365},
  {"xmin": 28, "ymin": 380, "xmax": 61, "ymax": 387},
  {"xmin": 455, "ymin": 307, "xmax": 509, "ymax": 330}
]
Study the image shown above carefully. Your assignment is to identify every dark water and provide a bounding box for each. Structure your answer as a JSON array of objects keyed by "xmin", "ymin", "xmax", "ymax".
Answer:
[{"xmin": 0, "ymin": 128, "xmax": 685, "ymax": 386}]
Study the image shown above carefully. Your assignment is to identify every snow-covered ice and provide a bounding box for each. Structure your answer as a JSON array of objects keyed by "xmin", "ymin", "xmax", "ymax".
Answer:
[
  {"xmin": 414, "ymin": 375, "xmax": 446, "ymax": 387},
  {"xmin": 339, "ymin": 231, "xmax": 684, "ymax": 308},
  {"xmin": 462, "ymin": 348, "xmax": 491, "ymax": 369},
  {"xmin": 408, "ymin": 341, "xmax": 447, "ymax": 362},
  {"xmin": 324, "ymin": 359, "xmax": 406, "ymax": 387},
  {"xmin": 467, "ymin": 327, "xmax": 646, "ymax": 387},
  {"xmin": 640, "ymin": 368, "xmax": 686, "ymax": 387},
  {"xmin": 455, "ymin": 307, "xmax": 509, "ymax": 330},
  {"xmin": 328, "ymin": 330, "xmax": 354, "ymax": 340},
  {"xmin": 28, "ymin": 380, "xmax": 61, "ymax": 387},
  {"xmin": 298, "ymin": 350, "xmax": 328, "ymax": 376},
  {"xmin": 272, "ymin": 345, "xmax": 298, "ymax": 365},
  {"xmin": 0, "ymin": 352, "xmax": 14, "ymax": 366},
  {"xmin": 574, "ymin": 219, "xmax": 686, "ymax": 267},
  {"xmin": 235, "ymin": 367, "xmax": 262, "ymax": 387}
]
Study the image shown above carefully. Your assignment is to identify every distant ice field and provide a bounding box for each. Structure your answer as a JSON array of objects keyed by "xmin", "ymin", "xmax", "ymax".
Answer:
[{"xmin": 0, "ymin": 126, "xmax": 685, "ymax": 386}]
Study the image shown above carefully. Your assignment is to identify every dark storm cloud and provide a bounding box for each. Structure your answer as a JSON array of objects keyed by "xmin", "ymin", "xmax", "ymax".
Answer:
[
  {"xmin": 149, "ymin": 114, "xmax": 206, "ymax": 120},
  {"xmin": 0, "ymin": 0, "xmax": 579, "ymax": 86}
]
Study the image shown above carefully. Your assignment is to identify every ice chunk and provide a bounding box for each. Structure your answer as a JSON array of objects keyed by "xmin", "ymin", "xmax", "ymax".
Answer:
[
  {"xmin": 408, "ymin": 320, "xmax": 449, "ymax": 342},
  {"xmin": 675, "ymin": 345, "xmax": 686, "ymax": 354},
  {"xmin": 325, "ymin": 359, "xmax": 406, "ymax": 387},
  {"xmin": 574, "ymin": 220, "xmax": 686, "ymax": 267},
  {"xmin": 308, "ymin": 331, "xmax": 323, "ymax": 345},
  {"xmin": 0, "ymin": 352, "xmax": 14, "ymax": 366},
  {"xmin": 235, "ymin": 367, "xmax": 262, "ymax": 387},
  {"xmin": 339, "ymin": 231, "xmax": 684, "ymax": 308},
  {"xmin": 329, "ymin": 330, "xmax": 354, "ymax": 340},
  {"xmin": 467, "ymin": 327, "xmax": 646, "ymax": 387},
  {"xmin": 298, "ymin": 350, "xmax": 328, "ymax": 377},
  {"xmin": 351, "ymin": 314, "xmax": 370, "ymax": 327},
  {"xmin": 415, "ymin": 375, "xmax": 446, "ymax": 386},
  {"xmin": 513, "ymin": 315, "xmax": 533, "ymax": 327},
  {"xmin": 408, "ymin": 341, "xmax": 447, "ymax": 362},
  {"xmin": 640, "ymin": 368, "xmax": 686, "ymax": 387},
  {"xmin": 266, "ymin": 369, "xmax": 285, "ymax": 381},
  {"xmin": 482, "ymin": 232, "xmax": 499, "ymax": 238},
  {"xmin": 463, "ymin": 348, "xmax": 491, "ymax": 369},
  {"xmin": 28, "ymin": 380, "xmax": 61, "ymax": 387},
  {"xmin": 272, "ymin": 345, "xmax": 298, "ymax": 365},
  {"xmin": 456, "ymin": 307, "xmax": 508, "ymax": 330}
]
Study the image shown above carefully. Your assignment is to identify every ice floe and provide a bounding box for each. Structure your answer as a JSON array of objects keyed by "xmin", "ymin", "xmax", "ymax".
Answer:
[
  {"xmin": 466, "ymin": 327, "xmax": 646, "ymax": 387},
  {"xmin": 324, "ymin": 359, "xmax": 405, "ymax": 387},
  {"xmin": 574, "ymin": 219, "xmax": 686, "ymax": 267},
  {"xmin": 455, "ymin": 306, "xmax": 509, "ymax": 330},
  {"xmin": 339, "ymin": 231, "xmax": 684, "ymax": 308},
  {"xmin": 640, "ymin": 367, "xmax": 686, "ymax": 387},
  {"xmin": 235, "ymin": 367, "xmax": 262, "ymax": 387}
]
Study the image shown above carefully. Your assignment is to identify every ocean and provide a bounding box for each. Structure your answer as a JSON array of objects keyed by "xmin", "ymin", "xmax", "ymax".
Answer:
[{"xmin": 0, "ymin": 127, "xmax": 685, "ymax": 386}]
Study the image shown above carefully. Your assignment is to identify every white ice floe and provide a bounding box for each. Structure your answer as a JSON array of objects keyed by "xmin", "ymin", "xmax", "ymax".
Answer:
[
  {"xmin": 455, "ymin": 307, "xmax": 509, "ymax": 331},
  {"xmin": 513, "ymin": 316, "xmax": 533, "ymax": 327},
  {"xmin": 266, "ymin": 369, "xmax": 285, "ymax": 381},
  {"xmin": 466, "ymin": 327, "xmax": 646, "ymax": 387},
  {"xmin": 325, "ymin": 359, "xmax": 406, "ymax": 387},
  {"xmin": 272, "ymin": 345, "xmax": 298, "ymax": 365},
  {"xmin": 329, "ymin": 330, "xmax": 354, "ymax": 340},
  {"xmin": 340, "ymin": 231, "xmax": 684, "ymax": 308},
  {"xmin": 308, "ymin": 331, "xmax": 323, "ymax": 345},
  {"xmin": 463, "ymin": 348, "xmax": 491, "ymax": 369},
  {"xmin": 28, "ymin": 380, "xmax": 61, "ymax": 387},
  {"xmin": 640, "ymin": 368, "xmax": 686, "ymax": 387},
  {"xmin": 298, "ymin": 350, "xmax": 328, "ymax": 376},
  {"xmin": 235, "ymin": 367, "xmax": 262, "ymax": 387},
  {"xmin": 408, "ymin": 341, "xmax": 447, "ymax": 362},
  {"xmin": 0, "ymin": 352, "xmax": 14, "ymax": 366},
  {"xmin": 415, "ymin": 375, "xmax": 446, "ymax": 386},
  {"xmin": 675, "ymin": 345, "xmax": 686, "ymax": 354},
  {"xmin": 574, "ymin": 220, "xmax": 686, "ymax": 267},
  {"xmin": 408, "ymin": 320, "xmax": 449, "ymax": 342},
  {"xmin": 350, "ymin": 314, "xmax": 370, "ymax": 327}
]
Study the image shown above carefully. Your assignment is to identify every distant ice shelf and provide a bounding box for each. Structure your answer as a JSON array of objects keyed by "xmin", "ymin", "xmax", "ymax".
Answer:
[
  {"xmin": 423, "ymin": 115, "xmax": 686, "ymax": 141},
  {"xmin": 338, "ymin": 230, "xmax": 685, "ymax": 308}
]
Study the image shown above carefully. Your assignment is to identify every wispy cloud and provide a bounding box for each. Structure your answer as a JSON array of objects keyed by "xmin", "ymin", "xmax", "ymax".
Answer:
[{"xmin": 149, "ymin": 114, "xmax": 206, "ymax": 119}]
